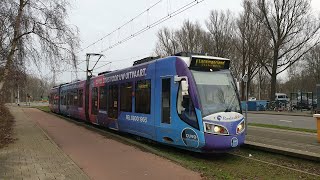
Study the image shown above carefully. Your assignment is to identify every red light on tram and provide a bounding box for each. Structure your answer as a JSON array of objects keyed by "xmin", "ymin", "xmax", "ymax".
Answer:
[{"xmin": 220, "ymin": 128, "xmax": 225, "ymax": 134}]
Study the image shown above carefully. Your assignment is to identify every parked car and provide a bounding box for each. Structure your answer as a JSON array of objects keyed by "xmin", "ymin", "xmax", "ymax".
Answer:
[{"xmin": 275, "ymin": 93, "xmax": 289, "ymax": 102}]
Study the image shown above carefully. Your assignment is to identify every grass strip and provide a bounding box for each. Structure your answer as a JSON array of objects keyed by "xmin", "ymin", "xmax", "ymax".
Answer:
[
  {"xmin": 249, "ymin": 123, "xmax": 317, "ymax": 133},
  {"xmin": 35, "ymin": 106, "xmax": 50, "ymax": 112}
]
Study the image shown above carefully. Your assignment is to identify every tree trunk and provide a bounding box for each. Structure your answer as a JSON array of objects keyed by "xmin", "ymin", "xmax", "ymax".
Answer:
[
  {"xmin": 0, "ymin": 0, "xmax": 24, "ymax": 98},
  {"xmin": 241, "ymin": 40, "xmax": 246, "ymax": 101},
  {"xmin": 270, "ymin": 50, "xmax": 278, "ymax": 101}
]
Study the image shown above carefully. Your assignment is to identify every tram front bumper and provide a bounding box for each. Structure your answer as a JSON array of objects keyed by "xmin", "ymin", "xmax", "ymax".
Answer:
[{"xmin": 202, "ymin": 132, "xmax": 245, "ymax": 151}]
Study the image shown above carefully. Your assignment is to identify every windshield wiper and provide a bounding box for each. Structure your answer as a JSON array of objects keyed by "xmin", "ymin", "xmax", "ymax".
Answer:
[
  {"xmin": 225, "ymin": 94, "xmax": 236, "ymax": 112},
  {"xmin": 225, "ymin": 83, "xmax": 237, "ymax": 112}
]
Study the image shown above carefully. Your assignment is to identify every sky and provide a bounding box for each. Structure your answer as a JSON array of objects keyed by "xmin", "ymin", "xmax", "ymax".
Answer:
[{"xmin": 37, "ymin": 0, "xmax": 320, "ymax": 84}]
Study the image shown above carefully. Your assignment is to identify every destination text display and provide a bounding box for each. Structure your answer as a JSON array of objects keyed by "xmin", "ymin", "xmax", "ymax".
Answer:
[{"xmin": 190, "ymin": 58, "xmax": 230, "ymax": 69}]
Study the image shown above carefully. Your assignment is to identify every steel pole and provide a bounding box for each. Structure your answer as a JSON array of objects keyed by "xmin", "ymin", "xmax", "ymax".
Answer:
[{"xmin": 245, "ymin": 81, "xmax": 248, "ymax": 134}]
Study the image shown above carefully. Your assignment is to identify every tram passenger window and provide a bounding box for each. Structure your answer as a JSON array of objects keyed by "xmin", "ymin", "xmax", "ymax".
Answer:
[
  {"xmin": 74, "ymin": 90, "xmax": 78, "ymax": 106},
  {"xmin": 60, "ymin": 94, "xmax": 64, "ymax": 105},
  {"xmin": 120, "ymin": 82, "xmax": 132, "ymax": 112},
  {"xmin": 67, "ymin": 93, "xmax": 70, "ymax": 105},
  {"xmin": 70, "ymin": 92, "xmax": 74, "ymax": 106},
  {"xmin": 53, "ymin": 94, "xmax": 56, "ymax": 105},
  {"xmin": 99, "ymin": 86, "xmax": 107, "ymax": 111},
  {"xmin": 108, "ymin": 85, "xmax": 119, "ymax": 119},
  {"xmin": 71, "ymin": 91, "xmax": 74, "ymax": 105},
  {"xmin": 78, "ymin": 89, "xmax": 83, "ymax": 107},
  {"xmin": 63, "ymin": 94, "xmax": 67, "ymax": 105},
  {"xmin": 91, "ymin": 87, "xmax": 98, "ymax": 115},
  {"xmin": 135, "ymin": 80, "xmax": 151, "ymax": 114},
  {"xmin": 177, "ymin": 84, "xmax": 199, "ymax": 129}
]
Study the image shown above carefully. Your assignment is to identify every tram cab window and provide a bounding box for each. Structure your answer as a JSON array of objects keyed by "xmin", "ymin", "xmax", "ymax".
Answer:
[
  {"xmin": 177, "ymin": 84, "xmax": 198, "ymax": 129},
  {"xmin": 161, "ymin": 78, "xmax": 171, "ymax": 124}
]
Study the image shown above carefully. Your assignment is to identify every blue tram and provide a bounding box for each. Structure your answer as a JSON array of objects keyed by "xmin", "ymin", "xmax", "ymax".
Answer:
[{"xmin": 49, "ymin": 53, "xmax": 245, "ymax": 152}]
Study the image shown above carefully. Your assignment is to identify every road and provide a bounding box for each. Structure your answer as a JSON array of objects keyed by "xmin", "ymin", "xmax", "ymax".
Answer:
[{"xmin": 247, "ymin": 113, "xmax": 317, "ymax": 130}]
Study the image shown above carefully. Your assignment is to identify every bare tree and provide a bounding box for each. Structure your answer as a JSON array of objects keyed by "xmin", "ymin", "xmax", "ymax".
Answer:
[
  {"xmin": 155, "ymin": 20, "xmax": 204, "ymax": 56},
  {"xmin": 155, "ymin": 27, "xmax": 179, "ymax": 56},
  {"xmin": 254, "ymin": 0, "xmax": 320, "ymax": 101},
  {"xmin": 236, "ymin": 0, "xmax": 272, "ymax": 100},
  {"xmin": 205, "ymin": 10, "xmax": 235, "ymax": 57},
  {"xmin": 0, "ymin": 0, "xmax": 79, "ymax": 99},
  {"xmin": 304, "ymin": 45, "xmax": 320, "ymax": 84},
  {"xmin": 175, "ymin": 20, "xmax": 204, "ymax": 53}
]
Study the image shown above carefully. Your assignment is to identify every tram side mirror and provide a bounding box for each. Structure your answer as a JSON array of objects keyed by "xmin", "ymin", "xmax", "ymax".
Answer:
[
  {"xmin": 236, "ymin": 81, "xmax": 240, "ymax": 93},
  {"xmin": 182, "ymin": 95, "xmax": 190, "ymax": 109},
  {"xmin": 181, "ymin": 80, "xmax": 189, "ymax": 96}
]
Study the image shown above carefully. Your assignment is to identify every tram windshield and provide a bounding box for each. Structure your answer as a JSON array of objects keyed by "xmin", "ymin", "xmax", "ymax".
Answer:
[{"xmin": 192, "ymin": 70, "xmax": 241, "ymax": 117}]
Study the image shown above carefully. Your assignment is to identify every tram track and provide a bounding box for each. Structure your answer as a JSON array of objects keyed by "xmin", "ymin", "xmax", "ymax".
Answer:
[
  {"xmin": 227, "ymin": 151, "xmax": 320, "ymax": 177},
  {"xmin": 43, "ymin": 111, "xmax": 320, "ymax": 179}
]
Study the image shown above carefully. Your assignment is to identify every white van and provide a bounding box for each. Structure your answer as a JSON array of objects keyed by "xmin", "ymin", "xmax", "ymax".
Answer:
[{"xmin": 275, "ymin": 93, "xmax": 289, "ymax": 102}]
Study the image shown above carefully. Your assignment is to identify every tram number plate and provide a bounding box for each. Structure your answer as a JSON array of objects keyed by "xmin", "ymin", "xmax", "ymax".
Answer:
[{"xmin": 231, "ymin": 137, "xmax": 238, "ymax": 147}]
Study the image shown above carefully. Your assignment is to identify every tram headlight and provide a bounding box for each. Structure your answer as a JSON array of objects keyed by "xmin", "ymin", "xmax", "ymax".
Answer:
[
  {"xmin": 204, "ymin": 123, "xmax": 229, "ymax": 135},
  {"xmin": 236, "ymin": 120, "xmax": 245, "ymax": 134}
]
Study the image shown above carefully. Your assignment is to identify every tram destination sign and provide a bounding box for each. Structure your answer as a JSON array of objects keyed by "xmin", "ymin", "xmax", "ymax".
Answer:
[{"xmin": 190, "ymin": 57, "xmax": 230, "ymax": 70}]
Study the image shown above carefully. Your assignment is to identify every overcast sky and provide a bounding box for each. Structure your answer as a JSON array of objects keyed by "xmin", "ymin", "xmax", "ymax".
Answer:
[{"xmin": 40, "ymin": 0, "xmax": 320, "ymax": 84}]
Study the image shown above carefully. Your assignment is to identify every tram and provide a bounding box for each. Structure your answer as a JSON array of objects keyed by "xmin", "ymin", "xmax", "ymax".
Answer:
[{"xmin": 49, "ymin": 52, "xmax": 245, "ymax": 152}]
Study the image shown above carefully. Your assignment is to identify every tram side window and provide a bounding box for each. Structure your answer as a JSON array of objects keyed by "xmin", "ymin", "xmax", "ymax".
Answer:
[
  {"xmin": 66, "ymin": 92, "xmax": 70, "ymax": 106},
  {"xmin": 177, "ymin": 84, "xmax": 199, "ymax": 129},
  {"xmin": 63, "ymin": 94, "xmax": 67, "ymax": 105},
  {"xmin": 60, "ymin": 93, "xmax": 64, "ymax": 105},
  {"xmin": 78, "ymin": 89, "xmax": 83, "ymax": 107},
  {"xmin": 55, "ymin": 94, "xmax": 58, "ymax": 105},
  {"xmin": 74, "ymin": 90, "xmax": 78, "ymax": 106},
  {"xmin": 99, "ymin": 86, "xmax": 107, "ymax": 111},
  {"xmin": 91, "ymin": 87, "xmax": 98, "ymax": 115},
  {"xmin": 108, "ymin": 85, "xmax": 119, "ymax": 119},
  {"xmin": 120, "ymin": 82, "xmax": 132, "ymax": 112},
  {"xmin": 135, "ymin": 80, "xmax": 151, "ymax": 114},
  {"xmin": 70, "ymin": 91, "xmax": 74, "ymax": 106},
  {"xmin": 161, "ymin": 78, "xmax": 171, "ymax": 124},
  {"xmin": 53, "ymin": 94, "xmax": 56, "ymax": 105}
]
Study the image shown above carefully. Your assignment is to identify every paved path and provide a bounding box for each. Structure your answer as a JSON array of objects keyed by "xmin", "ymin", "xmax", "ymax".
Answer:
[
  {"xmin": 7, "ymin": 107, "xmax": 201, "ymax": 180},
  {"xmin": 0, "ymin": 106, "xmax": 88, "ymax": 180},
  {"xmin": 246, "ymin": 126, "xmax": 320, "ymax": 161}
]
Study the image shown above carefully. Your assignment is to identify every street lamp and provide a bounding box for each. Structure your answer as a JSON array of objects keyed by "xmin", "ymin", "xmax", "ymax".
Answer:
[{"xmin": 242, "ymin": 74, "xmax": 248, "ymax": 135}]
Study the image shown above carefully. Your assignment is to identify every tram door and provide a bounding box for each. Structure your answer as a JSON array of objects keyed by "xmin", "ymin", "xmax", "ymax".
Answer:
[
  {"xmin": 107, "ymin": 84, "xmax": 119, "ymax": 130},
  {"xmin": 159, "ymin": 77, "xmax": 175, "ymax": 143}
]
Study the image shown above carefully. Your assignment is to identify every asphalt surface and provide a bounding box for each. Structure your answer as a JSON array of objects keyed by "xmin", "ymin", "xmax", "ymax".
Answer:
[{"xmin": 247, "ymin": 113, "xmax": 317, "ymax": 130}]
